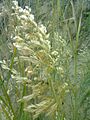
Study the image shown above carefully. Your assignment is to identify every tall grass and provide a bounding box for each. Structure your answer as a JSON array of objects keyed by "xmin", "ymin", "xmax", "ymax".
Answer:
[{"xmin": 0, "ymin": 0, "xmax": 90, "ymax": 120}]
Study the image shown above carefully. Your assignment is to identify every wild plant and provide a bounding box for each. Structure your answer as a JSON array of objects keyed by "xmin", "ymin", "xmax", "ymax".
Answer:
[
  {"xmin": 0, "ymin": 1, "xmax": 71, "ymax": 120},
  {"xmin": 0, "ymin": 1, "xmax": 90, "ymax": 120}
]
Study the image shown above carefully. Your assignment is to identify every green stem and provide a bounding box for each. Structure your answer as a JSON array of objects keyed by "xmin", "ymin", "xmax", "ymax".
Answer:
[
  {"xmin": 1, "ymin": 84, "xmax": 16, "ymax": 120},
  {"xmin": 0, "ymin": 75, "xmax": 16, "ymax": 120},
  {"xmin": 7, "ymin": 47, "xmax": 16, "ymax": 83},
  {"xmin": 74, "ymin": 3, "xmax": 83, "ymax": 81}
]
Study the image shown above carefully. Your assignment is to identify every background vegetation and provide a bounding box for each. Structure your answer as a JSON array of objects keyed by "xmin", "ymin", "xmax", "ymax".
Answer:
[{"xmin": 0, "ymin": 0, "xmax": 90, "ymax": 120}]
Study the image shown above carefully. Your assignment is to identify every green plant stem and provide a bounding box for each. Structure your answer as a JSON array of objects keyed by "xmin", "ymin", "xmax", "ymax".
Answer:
[
  {"xmin": 74, "ymin": 3, "xmax": 83, "ymax": 81},
  {"xmin": 1, "ymin": 104, "xmax": 12, "ymax": 120},
  {"xmin": 6, "ymin": 47, "xmax": 16, "ymax": 89},
  {"xmin": 1, "ymin": 84, "xmax": 16, "ymax": 120}
]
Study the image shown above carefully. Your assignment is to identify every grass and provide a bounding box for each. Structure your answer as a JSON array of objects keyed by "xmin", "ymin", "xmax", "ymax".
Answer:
[{"xmin": 0, "ymin": 0, "xmax": 90, "ymax": 120}]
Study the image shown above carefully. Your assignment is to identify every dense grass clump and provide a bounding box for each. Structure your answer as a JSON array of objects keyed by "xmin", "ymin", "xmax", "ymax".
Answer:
[{"xmin": 0, "ymin": 0, "xmax": 90, "ymax": 120}]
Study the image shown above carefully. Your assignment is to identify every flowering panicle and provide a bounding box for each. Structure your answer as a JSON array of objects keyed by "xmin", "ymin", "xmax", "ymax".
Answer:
[{"xmin": 8, "ymin": 1, "xmax": 70, "ymax": 119}]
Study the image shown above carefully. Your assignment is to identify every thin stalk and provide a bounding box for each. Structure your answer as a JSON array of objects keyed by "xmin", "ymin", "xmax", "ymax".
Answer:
[
  {"xmin": 56, "ymin": 0, "xmax": 61, "ymax": 32},
  {"xmin": 50, "ymin": 0, "xmax": 56, "ymax": 49},
  {"xmin": 1, "ymin": 105, "xmax": 12, "ymax": 120},
  {"xmin": 0, "ymin": 75, "xmax": 16, "ymax": 120},
  {"xmin": 49, "ymin": 78, "xmax": 57, "ymax": 102},
  {"xmin": 1, "ymin": 84, "xmax": 16, "ymax": 120},
  {"xmin": 74, "ymin": 9, "xmax": 82, "ymax": 80},
  {"xmin": 17, "ymin": 58, "xmax": 27, "ymax": 120},
  {"xmin": 6, "ymin": 47, "xmax": 16, "ymax": 86},
  {"xmin": 70, "ymin": 0, "xmax": 77, "ymax": 31},
  {"xmin": 35, "ymin": 0, "xmax": 40, "ymax": 21},
  {"xmin": 0, "ymin": 96, "xmax": 9, "ymax": 110}
]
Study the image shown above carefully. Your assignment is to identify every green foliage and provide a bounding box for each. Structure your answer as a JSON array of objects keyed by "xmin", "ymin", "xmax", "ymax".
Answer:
[{"xmin": 0, "ymin": 0, "xmax": 90, "ymax": 120}]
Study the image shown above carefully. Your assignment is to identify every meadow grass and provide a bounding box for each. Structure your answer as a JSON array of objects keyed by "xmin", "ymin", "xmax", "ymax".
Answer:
[{"xmin": 0, "ymin": 0, "xmax": 90, "ymax": 120}]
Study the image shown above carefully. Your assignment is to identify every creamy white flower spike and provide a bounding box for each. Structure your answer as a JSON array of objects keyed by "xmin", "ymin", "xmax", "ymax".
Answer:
[
  {"xmin": 25, "ymin": 6, "xmax": 29, "ymax": 10},
  {"xmin": 39, "ymin": 24, "xmax": 47, "ymax": 34},
  {"xmin": 13, "ymin": 43, "xmax": 22, "ymax": 49},
  {"xmin": 25, "ymin": 6, "xmax": 31, "ymax": 12},
  {"xmin": 18, "ymin": 7, "xmax": 23, "ymax": 13},
  {"xmin": 20, "ymin": 15, "xmax": 28, "ymax": 20},
  {"xmin": 12, "ymin": 0, "xmax": 18, "ymax": 6},
  {"xmin": 51, "ymin": 51, "xmax": 58, "ymax": 56},
  {"xmin": 13, "ymin": 36, "xmax": 23, "ymax": 42},
  {"xmin": 23, "ymin": 9, "xmax": 30, "ymax": 16},
  {"xmin": 12, "ymin": 6, "xmax": 15, "ymax": 10},
  {"xmin": 29, "ymin": 14, "xmax": 34, "ymax": 21}
]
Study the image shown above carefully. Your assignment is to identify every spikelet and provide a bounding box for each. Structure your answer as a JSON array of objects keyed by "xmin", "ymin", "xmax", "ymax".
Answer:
[{"xmin": 10, "ymin": 1, "xmax": 70, "ymax": 119}]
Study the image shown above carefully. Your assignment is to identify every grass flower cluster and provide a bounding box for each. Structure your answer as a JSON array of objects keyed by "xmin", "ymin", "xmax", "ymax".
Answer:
[{"xmin": 0, "ymin": 0, "xmax": 90, "ymax": 120}]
